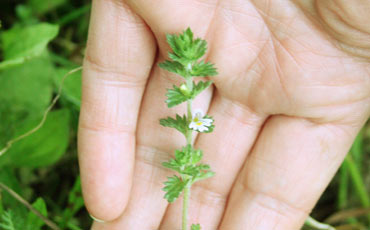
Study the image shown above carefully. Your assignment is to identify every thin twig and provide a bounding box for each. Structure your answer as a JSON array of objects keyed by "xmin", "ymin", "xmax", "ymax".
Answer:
[
  {"xmin": 0, "ymin": 66, "xmax": 83, "ymax": 156},
  {"xmin": 325, "ymin": 208, "xmax": 370, "ymax": 224},
  {"xmin": 305, "ymin": 216, "xmax": 336, "ymax": 230},
  {"xmin": 0, "ymin": 183, "xmax": 61, "ymax": 230}
]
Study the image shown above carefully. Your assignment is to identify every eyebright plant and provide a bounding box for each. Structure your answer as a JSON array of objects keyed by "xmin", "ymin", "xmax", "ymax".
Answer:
[{"xmin": 159, "ymin": 28, "xmax": 217, "ymax": 230}]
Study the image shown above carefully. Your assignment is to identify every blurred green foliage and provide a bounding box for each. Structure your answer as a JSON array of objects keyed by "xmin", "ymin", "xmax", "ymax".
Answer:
[
  {"xmin": 0, "ymin": 0, "xmax": 368, "ymax": 230},
  {"xmin": 0, "ymin": 0, "xmax": 88, "ymax": 229}
]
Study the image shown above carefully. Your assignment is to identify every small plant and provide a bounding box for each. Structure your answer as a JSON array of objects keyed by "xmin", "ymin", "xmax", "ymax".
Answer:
[{"xmin": 159, "ymin": 28, "xmax": 217, "ymax": 230}]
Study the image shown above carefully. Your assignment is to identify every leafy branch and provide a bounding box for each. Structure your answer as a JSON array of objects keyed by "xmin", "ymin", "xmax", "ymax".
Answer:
[{"xmin": 159, "ymin": 27, "xmax": 217, "ymax": 230}]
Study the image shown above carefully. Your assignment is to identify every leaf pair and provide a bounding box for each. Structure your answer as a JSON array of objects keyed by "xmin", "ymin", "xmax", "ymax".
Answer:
[
  {"xmin": 159, "ymin": 60, "xmax": 217, "ymax": 78},
  {"xmin": 159, "ymin": 28, "xmax": 217, "ymax": 78},
  {"xmin": 165, "ymin": 81, "xmax": 212, "ymax": 108},
  {"xmin": 162, "ymin": 145, "xmax": 214, "ymax": 203}
]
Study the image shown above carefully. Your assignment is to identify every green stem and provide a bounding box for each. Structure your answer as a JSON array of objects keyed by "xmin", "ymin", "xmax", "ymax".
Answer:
[
  {"xmin": 183, "ymin": 77, "xmax": 193, "ymax": 230},
  {"xmin": 304, "ymin": 216, "xmax": 335, "ymax": 230},
  {"xmin": 338, "ymin": 162, "xmax": 349, "ymax": 210},
  {"xmin": 182, "ymin": 185, "xmax": 190, "ymax": 230},
  {"xmin": 186, "ymin": 77, "xmax": 193, "ymax": 146},
  {"xmin": 345, "ymin": 154, "xmax": 370, "ymax": 222}
]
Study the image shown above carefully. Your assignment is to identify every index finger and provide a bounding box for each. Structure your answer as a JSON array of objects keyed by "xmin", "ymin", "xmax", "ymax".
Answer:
[{"xmin": 78, "ymin": 0, "xmax": 156, "ymax": 221}]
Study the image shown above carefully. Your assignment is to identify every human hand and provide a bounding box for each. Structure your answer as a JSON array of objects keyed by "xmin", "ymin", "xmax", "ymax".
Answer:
[{"xmin": 78, "ymin": 0, "xmax": 370, "ymax": 229}]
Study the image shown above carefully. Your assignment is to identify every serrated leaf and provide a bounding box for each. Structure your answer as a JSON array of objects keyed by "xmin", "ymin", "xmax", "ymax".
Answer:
[
  {"xmin": 193, "ymin": 171, "xmax": 215, "ymax": 183},
  {"xmin": 0, "ymin": 211, "xmax": 16, "ymax": 230},
  {"xmin": 163, "ymin": 145, "xmax": 207, "ymax": 179},
  {"xmin": 162, "ymin": 160, "xmax": 182, "ymax": 172},
  {"xmin": 158, "ymin": 60, "xmax": 187, "ymax": 77},
  {"xmin": 192, "ymin": 81, "xmax": 212, "ymax": 98},
  {"xmin": 26, "ymin": 198, "xmax": 48, "ymax": 230},
  {"xmin": 163, "ymin": 176, "xmax": 187, "ymax": 203},
  {"xmin": 175, "ymin": 145, "xmax": 203, "ymax": 166},
  {"xmin": 0, "ymin": 168, "xmax": 27, "ymax": 225},
  {"xmin": 165, "ymin": 85, "xmax": 191, "ymax": 108},
  {"xmin": 160, "ymin": 114, "xmax": 188, "ymax": 135},
  {"xmin": 191, "ymin": 60, "xmax": 218, "ymax": 77},
  {"xmin": 191, "ymin": 223, "xmax": 201, "ymax": 230},
  {"xmin": 0, "ymin": 23, "xmax": 59, "ymax": 69},
  {"xmin": 163, "ymin": 145, "xmax": 200, "ymax": 173},
  {"xmin": 166, "ymin": 28, "xmax": 207, "ymax": 62}
]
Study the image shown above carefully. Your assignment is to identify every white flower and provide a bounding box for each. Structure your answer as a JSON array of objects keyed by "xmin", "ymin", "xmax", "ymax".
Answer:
[{"xmin": 189, "ymin": 109, "xmax": 213, "ymax": 132}]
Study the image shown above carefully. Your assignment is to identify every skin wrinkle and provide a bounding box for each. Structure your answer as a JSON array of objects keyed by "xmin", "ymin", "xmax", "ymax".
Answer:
[
  {"xmin": 84, "ymin": 54, "xmax": 152, "ymax": 83},
  {"xmin": 216, "ymin": 96, "xmax": 265, "ymax": 126},
  {"xmin": 313, "ymin": 1, "xmax": 370, "ymax": 59},
  {"xmin": 79, "ymin": 115, "xmax": 136, "ymax": 135},
  {"xmin": 217, "ymin": 40, "xmax": 267, "ymax": 112},
  {"xmin": 135, "ymin": 144, "xmax": 173, "ymax": 169},
  {"xmin": 190, "ymin": 184, "xmax": 228, "ymax": 208},
  {"xmin": 323, "ymin": 4, "xmax": 370, "ymax": 47},
  {"xmin": 246, "ymin": 3, "xmax": 300, "ymax": 108},
  {"xmin": 335, "ymin": 1, "xmax": 370, "ymax": 34},
  {"xmin": 219, "ymin": 4, "xmax": 263, "ymax": 39},
  {"xmin": 294, "ymin": 2, "xmax": 363, "ymax": 61},
  {"xmin": 234, "ymin": 181, "xmax": 309, "ymax": 226}
]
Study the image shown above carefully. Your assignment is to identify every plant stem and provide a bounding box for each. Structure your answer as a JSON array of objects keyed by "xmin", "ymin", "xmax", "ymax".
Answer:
[
  {"xmin": 183, "ymin": 77, "xmax": 193, "ymax": 230},
  {"xmin": 0, "ymin": 183, "xmax": 60, "ymax": 230},
  {"xmin": 182, "ymin": 185, "xmax": 190, "ymax": 230},
  {"xmin": 304, "ymin": 216, "xmax": 335, "ymax": 230},
  {"xmin": 185, "ymin": 77, "xmax": 193, "ymax": 146},
  {"xmin": 345, "ymin": 153, "xmax": 370, "ymax": 222}
]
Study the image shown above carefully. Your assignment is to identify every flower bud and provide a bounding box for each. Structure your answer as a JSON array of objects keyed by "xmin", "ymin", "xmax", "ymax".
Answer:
[{"xmin": 180, "ymin": 83, "xmax": 191, "ymax": 96}]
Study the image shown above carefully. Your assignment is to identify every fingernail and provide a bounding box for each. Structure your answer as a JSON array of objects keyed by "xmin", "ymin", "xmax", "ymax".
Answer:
[{"xmin": 89, "ymin": 214, "xmax": 106, "ymax": 223}]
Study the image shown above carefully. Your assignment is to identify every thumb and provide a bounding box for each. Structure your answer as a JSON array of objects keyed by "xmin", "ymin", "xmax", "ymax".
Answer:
[{"xmin": 315, "ymin": 0, "xmax": 370, "ymax": 58}]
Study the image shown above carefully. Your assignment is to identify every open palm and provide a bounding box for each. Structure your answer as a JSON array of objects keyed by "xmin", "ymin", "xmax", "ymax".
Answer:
[{"xmin": 78, "ymin": 0, "xmax": 370, "ymax": 229}]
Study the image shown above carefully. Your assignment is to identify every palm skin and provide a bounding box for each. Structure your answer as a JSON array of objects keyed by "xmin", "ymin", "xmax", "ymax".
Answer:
[{"xmin": 78, "ymin": 0, "xmax": 370, "ymax": 229}]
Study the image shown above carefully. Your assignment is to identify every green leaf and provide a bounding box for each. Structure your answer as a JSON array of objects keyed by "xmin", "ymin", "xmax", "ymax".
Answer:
[
  {"xmin": 164, "ymin": 81, "xmax": 213, "ymax": 108},
  {"xmin": 0, "ymin": 211, "xmax": 16, "ymax": 230},
  {"xmin": 0, "ymin": 56, "xmax": 54, "ymax": 149},
  {"xmin": 163, "ymin": 145, "xmax": 205, "ymax": 177},
  {"xmin": 191, "ymin": 224, "xmax": 201, "ymax": 230},
  {"xmin": 27, "ymin": 0, "xmax": 67, "ymax": 15},
  {"xmin": 59, "ymin": 176, "xmax": 84, "ymax": 229},
  {"xmin": 192, "ymin": 170, "xmax": 215, "ymax": 183},
  {"xmin": 165, "ymin": 85, "xmax": 191, "ymax": 108},
  {"xmin": 0, "ymin": 168, "xmax": 28, "ymax": 222},
  {"xmin": 26, "ymin": 198, "xmax": 47, "ymax": 230},
  {"xmin": 192, "ymin": 81, "xmax": 212, "ymax": 98},
  {"xmin": 158, "ymin": 60, "xmax": 187, "ymax": 77},
  {"xmin": 0, "ymin": 23, "xmax": 59, "ymax": 69},
  {"xmin": 163, "ymin": 146, "xmax": 200, "ymax": 172},
  {"xmin": 163, "ymin": 176, "xmax": 187, "ymax": 203},
  {"xmin": 0, "ymin": 56, "xmax": 53, "ymax": 113},
  {"xmin": 160, "ymin": 114, "xmax": 188, "ymax": 135},
  {"xmin": 190, "ymin": 61, "xmax": 218, "ymax": 77},
  {"xmin": 166, "ymin": 28, "xmax": 207, "ymax": 63},
  {"xmin": 0, "ymin": 109, "xmax": 70, "ymax": 168}
]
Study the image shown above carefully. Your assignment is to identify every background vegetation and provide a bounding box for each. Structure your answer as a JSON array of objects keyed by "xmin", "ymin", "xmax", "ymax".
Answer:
[{"xmin": 0, "ymin": 0, "xmax": 368, "ymax": 229}]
